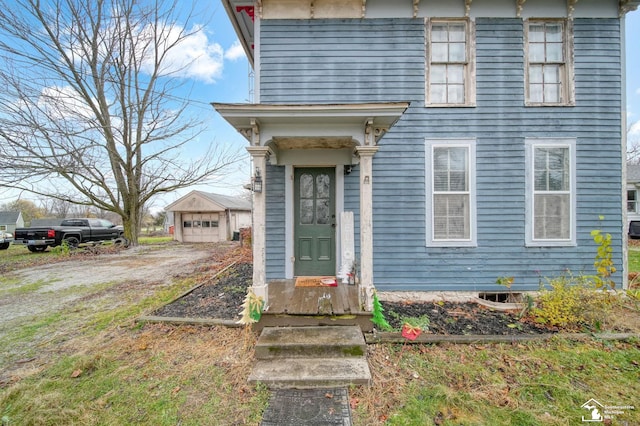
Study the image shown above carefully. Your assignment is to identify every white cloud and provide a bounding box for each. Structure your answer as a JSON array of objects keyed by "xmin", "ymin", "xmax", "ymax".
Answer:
[
  {"xmin": 631, "ymin": 121, "xmax": 640, "ymax": 136},
  {"xmin": 145, "ymin": 24, "xmax": 224, "ymax": 84},
  {"xmin": 224, "ymin": 40, "xmax": 246, "ymax": 61},
  {"xmin": 38, "ymin": 85, "xmax": 94, "ymax": 121},
  {"xmin": 637, "ymin": 87, "xmax": 640, "ymax": 96}
]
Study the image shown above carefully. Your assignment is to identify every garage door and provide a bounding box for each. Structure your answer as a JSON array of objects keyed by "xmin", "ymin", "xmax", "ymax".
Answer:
[{"xmin": 182, "ymin": 213, "xmax": 220, "ymax": 243}]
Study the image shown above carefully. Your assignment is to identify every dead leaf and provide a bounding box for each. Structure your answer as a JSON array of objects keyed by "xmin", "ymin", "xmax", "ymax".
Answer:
[
  {"xmin": 71, "ymin": 369, "xmax": 83, "ymax": 378},
  {"xmin": 324, "ymin": 392, "xmax": 334, "ymax": 399},
  {"xmin": 171, "ymin": 386, "xmax": 181, "ymax": 395},
  {"xmin": 349, "ymin": 397, "xmax": 359, "ymax": 409}
]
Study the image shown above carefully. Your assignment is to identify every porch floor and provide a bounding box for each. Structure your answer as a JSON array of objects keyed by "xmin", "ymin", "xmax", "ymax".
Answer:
[{"xmin": 265, "ymin": 280, "xmax": 364, "ymax": 315}]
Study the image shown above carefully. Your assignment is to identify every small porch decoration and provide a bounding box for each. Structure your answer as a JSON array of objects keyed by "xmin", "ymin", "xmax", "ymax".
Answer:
[
  {"xmin": 396, "ymin": 322, "xmax": 423, "ymax": 366},
  {"xmin": 237, "ymin": 288, "xmax": 264, "ymax": 324},
  {"xmin": 401, "ymin": 323, "xmax": 422, "ymax": 341},
  {"xmin": 371, "ymin": 292, "xmax": 391, "ymax": 331}
]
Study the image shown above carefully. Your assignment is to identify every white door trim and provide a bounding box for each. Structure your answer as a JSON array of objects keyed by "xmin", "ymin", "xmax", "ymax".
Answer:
[{"xmin": 285, "ymin": 165, "xmax": 343, "ymax": 279}]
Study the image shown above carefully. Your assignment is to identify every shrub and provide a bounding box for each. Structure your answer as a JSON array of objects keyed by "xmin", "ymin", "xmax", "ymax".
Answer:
[{"xmin": 531, "ymin": 272, "xmax": 618, "ymax": 331}]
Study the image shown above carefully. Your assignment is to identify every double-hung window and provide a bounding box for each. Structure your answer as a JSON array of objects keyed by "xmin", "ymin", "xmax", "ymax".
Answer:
[
  {"xmin": 426, "ymin": 139, "xmax": 476, "ymax": 246},
  {"xmin": 525, "ymin": 20, "xmax": 573, "ymax": 105},
  {"xmin": 426, "ymin": 19, "xmax": 475, "ymax": 106},
  {"xmin": 526, "ymin": 138, "xmax": 576, "ymax": 246}
]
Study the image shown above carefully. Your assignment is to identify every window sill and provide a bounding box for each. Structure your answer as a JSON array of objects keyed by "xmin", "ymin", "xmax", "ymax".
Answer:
[
  {"xmin": 427, "ymin": 241, "xmax": 477, "ymax": 248},
  {"xmin": 524, "ymin": 102, "xmax": 575, "ymax": 107},
  {"xmin": 425, "ymin": 103, "xmax": 477, "ymax": 108},
  {"xmin": 526, "ymin": 241, "xmax": 576, "ymax": 248}
]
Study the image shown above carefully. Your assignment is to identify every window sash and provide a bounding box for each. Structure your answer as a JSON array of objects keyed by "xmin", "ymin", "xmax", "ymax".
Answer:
[
  {"xmin": 428, "ymin": 20, "xmax": 470, "ymax": 105},
  {"xmin": 526, "ymin": 20, "xmax": 569, "ymax": 105},
  {"xmin": 526, "ymin": 140, "xmax": 575, "ymax": 245},
  {"xmin": 432, "ymin": 145, "xmax": 471, "ymax": 241}
]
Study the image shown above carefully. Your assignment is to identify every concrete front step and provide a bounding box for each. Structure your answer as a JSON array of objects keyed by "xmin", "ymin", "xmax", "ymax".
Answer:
[
  {"xmin": 248, "ymin": 357, "xmax": 371, "ymax": 389},
  {"xmin": 255, "ymin": 325, "xmax": 366, "ymax": 359}
]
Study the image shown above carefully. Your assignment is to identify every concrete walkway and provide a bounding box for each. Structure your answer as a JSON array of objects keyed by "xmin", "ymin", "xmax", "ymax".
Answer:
[{"xmin": 260, "ymin": 387, "xmax": 351, "ymax": 426}]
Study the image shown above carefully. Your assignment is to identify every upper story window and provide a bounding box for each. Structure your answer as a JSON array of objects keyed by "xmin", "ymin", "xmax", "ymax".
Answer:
[
  {"xmin": 525, "ymin": 20, "xmax": 574, "ymax": 106},
  {"xmin": 426, "ymin": 19, "xmax": 475, "ymax": 107},
  {"xmin": 525, "ymin": 138, "xmax": 576, "ymax": 246},
  {"xmin": 426, "ymin": 139, "xmax": 477, "ymax": 247}
]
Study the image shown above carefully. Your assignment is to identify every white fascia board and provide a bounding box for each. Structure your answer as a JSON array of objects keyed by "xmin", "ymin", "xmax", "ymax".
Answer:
[{"xmin": 212, "ymin": 102, "xmax": 410, "ymax": 133}]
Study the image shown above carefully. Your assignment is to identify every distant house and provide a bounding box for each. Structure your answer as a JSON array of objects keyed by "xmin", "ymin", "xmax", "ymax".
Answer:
[
  {"xmin": 165, "ymin": 191, "xmax": 252, "ymax": 243},
  {"xmin": 627, "ymin": 164, "xmax": 640, "ymax": 237},
  {"xmin": 0, "ymin": 211, "xmax": 24, "ymax": 234}
]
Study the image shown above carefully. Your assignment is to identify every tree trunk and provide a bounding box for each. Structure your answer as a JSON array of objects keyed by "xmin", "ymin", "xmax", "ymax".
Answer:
[{"xmin": 122, "ymin": 202, "xmax": 141, "ymax": 246}]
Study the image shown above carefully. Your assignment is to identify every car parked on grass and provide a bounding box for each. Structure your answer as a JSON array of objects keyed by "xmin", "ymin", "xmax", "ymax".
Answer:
[{"xmin": 0, "ymin": 230, "xmax": 13, "ymax": 250}]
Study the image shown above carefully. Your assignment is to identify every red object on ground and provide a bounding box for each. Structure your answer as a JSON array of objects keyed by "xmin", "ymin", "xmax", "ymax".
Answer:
[{"xmin": 401, "ymin": 323, "xmax": 422, "ymax": 341}]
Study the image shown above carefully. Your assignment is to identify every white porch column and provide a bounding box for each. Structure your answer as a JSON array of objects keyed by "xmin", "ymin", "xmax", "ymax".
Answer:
[
  {"xmin": 246, "ymin": 146, "xmax": 270, "ymax": 304},
  {"xmin": 355, "ymin": 145, "xmax": 379, "ymax": 311}
]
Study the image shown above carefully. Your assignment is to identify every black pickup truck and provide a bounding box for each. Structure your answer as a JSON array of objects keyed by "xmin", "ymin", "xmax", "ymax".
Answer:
[{"xmin": 14, "ymin": 218, "xmax": 126, "ymax": 252}]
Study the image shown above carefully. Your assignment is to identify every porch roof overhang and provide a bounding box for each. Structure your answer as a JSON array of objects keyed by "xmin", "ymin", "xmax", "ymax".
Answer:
[{"xmin": 212, "ymin": 102, "xmax": 410, "ymax": 150}]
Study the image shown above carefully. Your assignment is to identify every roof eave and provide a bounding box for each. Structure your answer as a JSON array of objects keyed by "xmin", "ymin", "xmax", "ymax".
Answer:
[{"xmin": 221, "ymin": 0, "xmax": 255, "ymax": 67}]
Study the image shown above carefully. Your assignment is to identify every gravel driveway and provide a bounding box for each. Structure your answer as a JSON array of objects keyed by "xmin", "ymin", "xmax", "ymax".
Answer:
[{"xmin": 0, "ymin": 243, "xmax": 228, "ymax": 335}]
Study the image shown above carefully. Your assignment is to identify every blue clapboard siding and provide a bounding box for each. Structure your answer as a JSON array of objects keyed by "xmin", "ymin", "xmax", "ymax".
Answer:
[
  {"xmin": 261, "ymin": 18, "xmax": 624, "ymax": 291},
  {"xmin": 265, "ymin": 164, "xmax": 286, "ymax": 279}
]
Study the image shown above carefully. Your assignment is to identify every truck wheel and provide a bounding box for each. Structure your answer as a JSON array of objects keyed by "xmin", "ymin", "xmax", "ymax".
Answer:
[
  {"xmin": 63, "ymin": 236, "xmax": 80, "ymax": 248},
  {"xmin": 0, "ymin": 242, "xmax": 9, "ymax": 250},
  {"xmin": 27, "ymin": 245, "xmax": 47, "ymax": 252}
]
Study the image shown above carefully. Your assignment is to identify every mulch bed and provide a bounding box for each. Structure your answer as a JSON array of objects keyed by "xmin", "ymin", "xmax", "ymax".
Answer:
[
  {"xmin": 154, "ymin": 262, "xmax": 551, "ymax": 335},
  {"xmin": 153, "ymin": 263, "xmax": 253, "ymax": 322}
]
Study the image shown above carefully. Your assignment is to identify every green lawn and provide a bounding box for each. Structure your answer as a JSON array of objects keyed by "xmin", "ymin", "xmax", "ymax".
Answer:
[{"xmin": 628, "ymin": 246, "xmax": 640, "ymax": 274}]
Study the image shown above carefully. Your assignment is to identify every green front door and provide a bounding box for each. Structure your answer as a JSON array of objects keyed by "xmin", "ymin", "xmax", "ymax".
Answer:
[{"xmin": 294, "ymin": 167, "xmax": 336, "ymax": 276}]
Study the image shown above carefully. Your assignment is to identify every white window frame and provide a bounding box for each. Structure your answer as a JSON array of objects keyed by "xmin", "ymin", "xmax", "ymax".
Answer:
[
  {"xmin": 524, "ymin": 19, "xmax": 574, "ymax": 106},
  {"xmin": 425, "ymin": 18, "xmax": 476, "ymax": 107},
  {"xmin": 525, "ymin": 138, "xmax": 576, "ymax": 247},
  {"xmin": 426, "ymin": 138, "xmax": 477, "ymax": 247}
]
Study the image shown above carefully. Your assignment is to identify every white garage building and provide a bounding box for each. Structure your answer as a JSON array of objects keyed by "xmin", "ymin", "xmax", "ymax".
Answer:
[{"xmin": 166, "ymin": 191, "xmax": 252, "ymax": 243}]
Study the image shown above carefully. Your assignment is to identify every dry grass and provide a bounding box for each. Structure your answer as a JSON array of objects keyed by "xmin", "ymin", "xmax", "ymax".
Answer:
[
  {"xmin": 351, "ymin": 338, "xmax": 640, "ymax": 425},
  {"xmin": 1, "ymin": 323, "xmax": 269, "ymax": 425}
]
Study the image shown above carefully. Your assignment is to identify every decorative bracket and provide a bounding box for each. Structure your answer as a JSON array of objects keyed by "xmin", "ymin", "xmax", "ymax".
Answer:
[
  {"xmin": 364, "ymin": 118, "xmax": 375, "ymax": 146},
  {"xmin": 364, "ymin": 118, "xmax": 391, "ymax": 145},
  {"xmin": 516, "ymin": 0, "xmax": 526, "ymax": 17},
  {"xmin": 362, "ymin": 0, "xmax": 367, "ymax": 18},
  {"xmin": 465, "ymin": 0, "xmax": 472, "ymax": 17},
  {"xmin": 241, "ymin": 118, "xmax": 261, "ymax": 146},
  {"xmin": 256, "ymin": 0, "xmax": 263, "ymax": 19},
  {"xmin": 620, "ymin": 0, "xmax": 640, "ymax": 16},
  {"xmin": 413, "ymin": 0, "xmax": 419, "ymax": 18},
  {"xmin": 567, "ymin": 0, "xmax": 578, "ymax": 19}
]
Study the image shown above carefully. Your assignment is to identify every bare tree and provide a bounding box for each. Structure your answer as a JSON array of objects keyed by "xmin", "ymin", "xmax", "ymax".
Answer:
[
  {"xmin": 628, "ymin": 120, "xmax": 640, "ymax": 164},
  {"xmin": 0, "ymin": 0, "xmax": 244, "ymax": 244}
]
